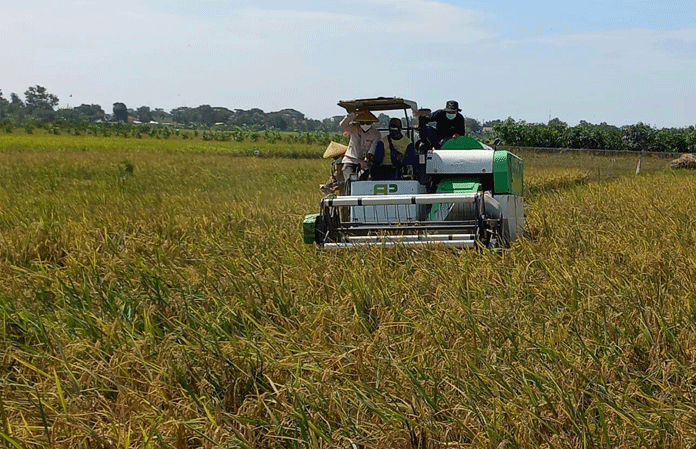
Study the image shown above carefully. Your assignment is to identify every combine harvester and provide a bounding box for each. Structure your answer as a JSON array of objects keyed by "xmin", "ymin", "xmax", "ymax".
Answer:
[{"xmin": 303, "ymin": 98, "xmax": 524, "ymax": 249}]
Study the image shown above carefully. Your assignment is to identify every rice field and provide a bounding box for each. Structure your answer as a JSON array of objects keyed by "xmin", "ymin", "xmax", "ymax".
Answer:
[{"xmin": 1, "ymin": 134, "xmax": 695, "ymax": 448}]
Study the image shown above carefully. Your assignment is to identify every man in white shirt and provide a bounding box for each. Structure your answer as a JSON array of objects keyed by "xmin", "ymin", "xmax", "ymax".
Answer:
[{"xmin": 339, "ymin": 110, "xmax": 381, "ymax": 191}]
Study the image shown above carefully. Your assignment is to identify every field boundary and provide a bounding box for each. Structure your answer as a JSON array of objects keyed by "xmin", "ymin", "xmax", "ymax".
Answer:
[{"xmin": 500, "ymin": 145, "xmax": 679, "ymax": 158}]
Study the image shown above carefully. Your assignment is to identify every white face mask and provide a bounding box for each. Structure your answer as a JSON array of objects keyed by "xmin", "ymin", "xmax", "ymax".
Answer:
[
  {"xmin": 360, "ymin": 124, "xmax": 372, "ymax": 132},
  {"xmin": 446, "ymin": 113, "xmax": 457, "ymax": 120}
]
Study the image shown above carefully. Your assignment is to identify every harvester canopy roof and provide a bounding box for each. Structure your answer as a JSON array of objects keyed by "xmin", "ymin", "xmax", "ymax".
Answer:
[{"xmin": 338, "ymin": 97, "xmax": 418, "ymax": 113}]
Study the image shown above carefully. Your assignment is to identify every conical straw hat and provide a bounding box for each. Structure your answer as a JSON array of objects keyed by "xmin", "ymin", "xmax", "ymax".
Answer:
[
  {"xmin": 323, "ymin": 141, "xmax": 348, "ymax": 159},
  {"xmin": 353, "ymin": 110, "xmax": 379, "ymax": 123}
]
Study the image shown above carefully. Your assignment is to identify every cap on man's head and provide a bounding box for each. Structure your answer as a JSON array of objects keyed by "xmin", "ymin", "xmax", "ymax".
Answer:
[
  {"xmin": 353, "ymin": 110, "xmax": 379, "ymax": 123},
  {"xmin": 388, "ymin": 117, "xmax": 402, "ymax": 128},
  {"xmin": 445, "ymin": 100, "xmax": 461, "ymax": 112}
]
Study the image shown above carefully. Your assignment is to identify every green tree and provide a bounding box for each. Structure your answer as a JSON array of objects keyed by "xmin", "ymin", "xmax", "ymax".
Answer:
[
  {"xmin": 6, "ymin": 93, "xmax": 25, "ymax": 118},
  {"xmin": 231, "ymin": 108, "xmax": 267, "ymax": 127},
  {"xmin": 654, "ymin": 128, "xmax": 691, "ymax": 153},
  {"xmin": 112, "ymin": 102, "xmax": 128, "ymax": 122},
  {"xmin": 270, "ymin": 115, "xmax": 288, "ymax": 130},
  {"xmin": 0, "ymin": 90, "xmax": 6, "ymax": 119},
  {"xmin": 151, "ymin": 108, "xmax": 170, "ymax": 122},
  {"xmin": 375, "ymin": 113, "xmax": 390, "ymax": 130},
  {"xmin": 566, "ymin": 121, "xmax": 602, "ymax": 149},
  {"xmin": 74, "ymin": 104, "xmax": 105, "ymax": 122},
  {"xmin": 622, "ymin": 122, "xmax": 656, "ymax": 151},
  {"xmin": 197, "ymin": 105, "xmax": 215, "ymax": 126},
  {"xmin": 136, "ymin": 106, "xmax": 153, "ymax": 123},
  {"xmin": 686, "ymin": 126, "xmax": 696, "ymax": 152},
  {"xmin": 209, "ymin": 107, "xmax": 233, "ymax": 125},
  {"xmin": 171, "ymin": 107, "xmax": 193, "ymax": 124},
  {"xmin": 596, "ymin": 122, "xmax": 625, "ymax": 150},
  {"xmin": 494, "ymin": 118, "xmax": 530, "ymax": 146},
  {"xmin": 24, "ymin": 85, "xmax": 59, "ymax": 111},
  {"xmin": 465, "ymin": 117, "xmax": 482, "ymax": 135},
  {"xmin": 320, "ymin": 116, "xmax": 343, "ymax": 132},
  {"xmin": 10, "ymin": 93, "xmax": 24, "ymax": 108}
]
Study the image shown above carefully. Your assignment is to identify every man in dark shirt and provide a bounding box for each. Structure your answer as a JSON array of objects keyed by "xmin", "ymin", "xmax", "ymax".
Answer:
[{"xmin": 426, "ymin": 100, "xmax": 466, "ymax": 148}]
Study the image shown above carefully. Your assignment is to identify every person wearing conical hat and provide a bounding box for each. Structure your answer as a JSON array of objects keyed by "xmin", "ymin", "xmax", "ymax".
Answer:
[
  {"xmin": 319, "ymin": 141, "xmax": 348, "ymax": 196},
  {"xmin": 339, "ymin": 110, "xmax": 381, "ymax": 192}
]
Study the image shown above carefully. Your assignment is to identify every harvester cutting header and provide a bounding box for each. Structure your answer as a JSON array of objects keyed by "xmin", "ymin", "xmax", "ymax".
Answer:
[{"xmin": 303, "ymin": 97, "xmax": 524, "ymax": 249}]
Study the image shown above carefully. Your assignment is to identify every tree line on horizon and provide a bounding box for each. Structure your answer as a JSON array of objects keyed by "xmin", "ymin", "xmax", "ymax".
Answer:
[
  {"xmin": 1, "ymin": 85, "xmax": 694, "ymax": 153},
  {"xmin": 493, "ymin": 117, "xmax": 696, "ymax": 154},
  {"xmin": 0, "ymin": 86, "xmax": 345, "ymax": 132}
]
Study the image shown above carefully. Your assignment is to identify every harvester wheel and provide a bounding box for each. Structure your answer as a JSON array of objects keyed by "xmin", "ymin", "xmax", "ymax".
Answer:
[
  {"xmin": 487, "ymin": 222, "xmax": 507, "ymax": 249},
  {"xmin": 314, "ymin": 214, "xmax": 328, "ymax": 244},
  {"xmin": 316, "ymin": 205, "xmax": 341, "ymax": 244}
]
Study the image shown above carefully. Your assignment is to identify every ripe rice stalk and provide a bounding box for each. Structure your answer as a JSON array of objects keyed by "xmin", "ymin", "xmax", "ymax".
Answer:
[{"xmin": 1, "ymin": 137, "xmax": 696, "ymax": 447}]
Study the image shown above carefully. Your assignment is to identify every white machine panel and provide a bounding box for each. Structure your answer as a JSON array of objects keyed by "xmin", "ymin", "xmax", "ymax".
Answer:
[
  {"xmin": 495, "ymin": 194, "xmax": 525, "ymax": 241},
  {"xmin": 350, "ymin": 180, "xmax": 427, "ymax": 223},
  {"xmin": 426, "ymin": 149, "xmax": 494, "ymax": 175}
]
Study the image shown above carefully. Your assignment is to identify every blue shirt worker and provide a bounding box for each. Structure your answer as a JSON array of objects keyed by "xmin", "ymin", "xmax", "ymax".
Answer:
[{"xmin": 426, "ymin": 100, "xmax": 466, "ymax": 148}]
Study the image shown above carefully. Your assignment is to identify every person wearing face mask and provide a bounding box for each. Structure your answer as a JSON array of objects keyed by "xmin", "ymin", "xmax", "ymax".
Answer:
[
  {"xmin": 425, "ymin": 100, "xmax": 466, "ymax": 148},
  {"xmin": 339, "ymin": 110, "xmax": 381, "ymax": 191},
  {"xmin": 369, "ymin": 117, "xmax": 415, "ymax": 180}
]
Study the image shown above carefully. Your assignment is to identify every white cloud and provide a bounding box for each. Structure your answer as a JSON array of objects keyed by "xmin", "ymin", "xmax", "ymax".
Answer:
[
  {"xmin": 0, "ymin": 1, "xmax": 693, "ymax": 126},
  {"xmin": 474, "ymin": 27, "xmax": 696, "ymax": 126},
  {"xmin": 357, "ymin": 0, "xmax": 489, "ymax": 41}
]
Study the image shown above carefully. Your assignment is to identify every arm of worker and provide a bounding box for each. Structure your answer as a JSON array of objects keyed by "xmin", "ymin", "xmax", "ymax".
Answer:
[
  {"xmin": 413, "ymin": 116, "xmax": 433, "ymax": 130},
  {"xmin": 339, "ymin": 112, "xmax": 357, "ymax": 131},
  {"xmin": 371, "ymin": 140, "xmax": 385, "ymax": 165},
  {"xmin": 453, "ymin": 115, "xmax": 466, "ymax": 138},
  {"xmin": 361, "ymin": 130, "xmax": 381, "ymax": 169},
  {"xmin": 368, "ymin": 129, "xmax": 381, "ymax": 156},
  {"xmin": 402, "ymin": 141, "xmax": 417, "ymax": 166}
]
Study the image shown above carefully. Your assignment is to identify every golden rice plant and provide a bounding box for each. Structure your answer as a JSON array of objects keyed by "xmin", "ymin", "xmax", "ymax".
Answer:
[
  {"xmin": 525, "ymin": 167, "xmax": 590, "ymax": 197},
  {"xmin": 1, "ymin": 136, "xmax": 695, "ymax": 448}
]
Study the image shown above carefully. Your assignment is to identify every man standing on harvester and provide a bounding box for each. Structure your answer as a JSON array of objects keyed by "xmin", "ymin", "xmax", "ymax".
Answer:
[
  {"xmin": 339, "ymin": 110, "xmax": 381, "ymax": 192},
  {"xmin": 425, "ymin": 100, "xmax": 466, "ymax": 148}
]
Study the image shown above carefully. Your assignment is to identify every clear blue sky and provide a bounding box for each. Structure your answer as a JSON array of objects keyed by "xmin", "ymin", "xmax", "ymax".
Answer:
[{"xmin": 2, "ymin": 0, "xmax": 694, "ymax": 127}]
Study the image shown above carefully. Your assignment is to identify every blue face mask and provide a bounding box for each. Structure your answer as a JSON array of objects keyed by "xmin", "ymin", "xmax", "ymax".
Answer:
[{"xmin": 360, "ymin": 124, "xmax": 372, "ymax": 132}]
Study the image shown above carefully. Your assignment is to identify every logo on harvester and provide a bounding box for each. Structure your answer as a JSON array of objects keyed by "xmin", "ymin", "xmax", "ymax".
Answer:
[{"xmin": 373, "ymin": 184, "xmax": 398, "ymax": 195}]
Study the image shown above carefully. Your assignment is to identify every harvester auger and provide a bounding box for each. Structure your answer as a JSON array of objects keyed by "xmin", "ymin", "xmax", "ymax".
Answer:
[{"xmin": 303, "ymin": 97, "xmax": 524, "ymax": 249}]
